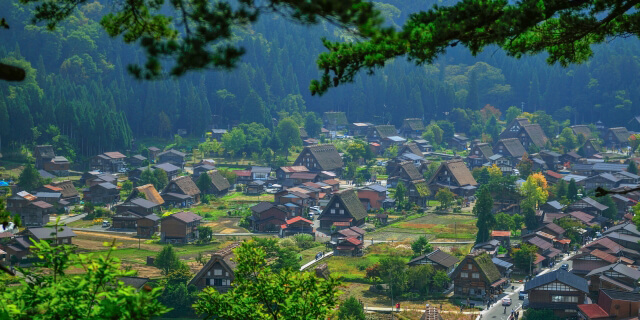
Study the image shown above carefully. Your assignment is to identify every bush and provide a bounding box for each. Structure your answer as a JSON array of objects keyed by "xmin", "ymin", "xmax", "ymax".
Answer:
[
  {"xmin": 292, "ymin": 233, "xmax": 316, "ymax": 250},
  {"xmin": 235, "ymin": 186, "xmax": 242, "ymax": 192}
]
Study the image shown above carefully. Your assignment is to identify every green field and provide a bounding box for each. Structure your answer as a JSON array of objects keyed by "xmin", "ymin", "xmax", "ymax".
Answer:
[{"xmin": 367, "ymin": 213, "xmax": 478, "ymax": 241}]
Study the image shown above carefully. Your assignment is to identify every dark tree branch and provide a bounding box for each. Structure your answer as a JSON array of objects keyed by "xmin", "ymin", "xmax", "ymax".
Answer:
[{"xmin": 0, "ymin": 63, "xmax": 26, "ymax": 82}]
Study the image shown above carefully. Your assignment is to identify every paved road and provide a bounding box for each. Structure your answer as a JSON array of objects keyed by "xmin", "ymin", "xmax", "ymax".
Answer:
[
  {"xmin": 54, "ymin": 213, "xmax": 87, "ymax": 224},
  {"xmin": 479, "ymin": 253, "xmax": 575, "ymax": 320},
  {"xmin": 299, "ymin": 251, "xmax": 333, "ymax": 271}
]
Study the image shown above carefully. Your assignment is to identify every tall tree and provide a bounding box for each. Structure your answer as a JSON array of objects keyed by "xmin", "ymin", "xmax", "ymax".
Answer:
[
  {"xmin": 567, "ymin": 179, "xmax": 579, "ymax": 201},
  {"xmin": 304, "ymin": 113, "xmax": 322, "ymax": 138},
  {"xmin": 154, "ymin": 245, "xmax": 182, "ymax": 275},
  {"xmin": 628, "ymin": 161, "xmax": 638, "ymax": 175},
  {"xmin": 337, "ymin": 297, "xmax": 366, "ymax": 320},
  {"xmin": 473, "ymin": 186, "xmax": 494, "ymax": 244},
  {"xmin": 597, "ymin": 195, "xmax": 618, "ymax": 220},
  {"xmin": 17, "ymin": 163, "xmax": 42, "ymax": 192},
  {"xmin": 411, "ymin": 236, "xmax": 433, "ymax": 257},
  {"xmin": 196, "ymin": 172, "xmax": 212, "ymax": 194},
  {"xmin": 276, "ymin": 118, "xmax": 302, "ymax": 159},
  {"xmin": 394, "ymin": 181, "xmax": 406, "ymax": 204}
]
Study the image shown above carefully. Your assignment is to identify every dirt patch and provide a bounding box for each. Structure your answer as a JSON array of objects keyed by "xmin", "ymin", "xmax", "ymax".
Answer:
[
  {"xmin": 218, "ymin": 228, "xmax": 238, "ymax": 234},
  {"xmin": 399, "ymin": 223, "xmax": 437, "ymax": 229},
  {"xmin": 122, "ymin": 263, "xmax": 163, "ymax": 278}
]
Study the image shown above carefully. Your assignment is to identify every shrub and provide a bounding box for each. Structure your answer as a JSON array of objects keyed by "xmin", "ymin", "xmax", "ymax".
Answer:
[
  {"xmin": 235, "ymin": 186, "xmax": 242, "ymax": 192},
  {"xmin": 292, "ymin": 233, "xmax": 316, "ymax": 250}
]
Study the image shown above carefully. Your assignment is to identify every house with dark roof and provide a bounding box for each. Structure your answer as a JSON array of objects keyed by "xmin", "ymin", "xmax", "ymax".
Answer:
[
  {"xmin": 189, "ymin": 243, "xmax": 240, "ymax": 292},
  {"xmin": 452, "ymin": 251, "xmax": 504, "ymax": 298},
  {"xmin": 570, "ymin": 249, "xmax": 628, "ymax": 277},
  {"xmin": 192, "ymin": 164, "xmax": 216, "ymax": 181},
  {"xmin": 1, "ymin": 226, "xmax": 76, "ymax": 263},
  {"xmin": 408, "ymin": 249, "xmax": 459, "ymax": 274},
  {"xmin": 539, "ymin": 150, "xmax": 562, "ymax": 171},
  {"xmin": 524, "ymin": 269, "xmax": 588, "ymax": 318},
  {"xmin": 128, "ymin": 155, "xmax": 147, "ymax": 167},
  {"xmin": 43, "ymin": 156, "xmax": 70, "ymax": 176},
  {"xmin": 147, "ymin": 146, "xmax": 161, "ymax": 162},
  {"xmin": 525, "ymin": 236, "xmax": 563, "ymax": 265},
  {"xmin": 91, "ymin": 152, "xmax": 127, "ymax": 173},
  {"xmin": 197, "ymin": 170, "xmax": 230, "ymax": 196},
  {"xmin": 161, "ymin": 176, "xmax": 201, "ymax": 207},
  {"xmin": 330, "ymin": 226, "xmax": 366, "ymax": 242},
  {"xmin": 568, "ymin": 198, "xmax": 609, "ymax": 216},
  {"xmin": 111, "ymin": 211, "xmax": 144, "ymax": 229},
  {"xmin": 349, "ymin": 122, "xmax": 373, "ymax": 137},
  {"xmin": 585, "ymin": 173, "xmax": 622, "ymax": 191},
  {"xmin": 136, "ymin": 214, "xmax": 160, "ymax": 238},
  {"xmin": 614, "ymin": 170, "xmax": 640, "ymax": 184},
  {"xmin": 293, "ymin": 145, "xmax": 344, "ymax": 174},
  {"xmin": 586, "ymin": 289, "xmax": 640, "ymax": 319},
  {"xmin": 115, "ymin": 198, "xmax": 159, "ymax": 217},
  {"xmin": 399, "ymin": 118, "xmax": 425, "ymax": 138},
  {"xmin": 517, "ymin": 123, "xmax": 549, "ymax": 150},
  {"xmin": 466, "ymin": 143, "xmax": 494, "ymax": 169},
  {"xmin": 541, "ymin": 200, "xmax": 564, "ymax": 213},
  {"xmin": 580, "ymin": 139, "xmax": 602, "ymax": 158},
  {"xmin": 160, "ymin": 211, "xmax": 203, "ymax": 243},
  {"xmin": 84, "ymin": 182, "xmax": 120, "ymax": 205},
  {"xmin": 587, "ymin": 263, "xmax": 640, "ymax": 293},
  {"xmin": 604, "ymin": 127, "xmax": 631, "ymax": 149},
  {"xmin": 323, "ymin": 112, "xmax": 348, "ymax": 131},
  {"xmin": 34, "ymin": 145, "xmax": 56, "ymax": 170},
  {"xmin": 7, "ymin": 191, "xmax": 54, "ymax": 227},
  {"xmin": 449, "ymin": 134, "xmax": 469, "ymax": 151},
  {"xmin": 426, "ymin": 159, "xmax": 478, "ymax": 198},
  {"xmin": 605, "ymin": 232, "xmax": 640, "ymax": 252},
  {"xmin": 500, "ymin": 118, "xmax": 530, "ymax": 140},
  {"xmin": 357, "ymin": 184, "xmax": 387, "ymax": 210},
  {"xmin": 414, "ymin": 139, "xmax": 434, "ymax": 152},
  {"xmin": 84, "ymin": 172, "xmax": 118, "ymax": 187},
  {"xmin": 611, "ymin": 194, "xmax": 636, "ymax": 215},
  {"xmin": 493, "ymin": 138, "xmax": 526, "ymax": 159},
  {"xmin": 154, "ymin": 163, "xmax": 181, "ymax": 181},
  {"xmin": 275, "ymin": 166, "xmax": 309, "ymax": 187},
  {"xmin": 388, "ymin": 161, "xmax": 430, "ymax": 207},
  {"xmin": 280, "ymin": 216, "xmax": 314, "ymax": 238},
  {"xmin": 367, "ymin": 125, "xmax": 398, "ymax": 143},
  {"xmin": 603, "ymin": 221, "xmax": 640, "ymax": 238},
  {"xmin": 318, "ymin": 189, "xmax": 367, "ymax": 229},
  {"xmin": 571, "ymin": 125, "xmax": 593, "ymax": 139},
  {"xmin": 249, "ymin": 202, "xmax": 288, "ymax": 232},
  {"xmin": 157, "ymin": 149, "xmax": 186, "ymax": 168}
]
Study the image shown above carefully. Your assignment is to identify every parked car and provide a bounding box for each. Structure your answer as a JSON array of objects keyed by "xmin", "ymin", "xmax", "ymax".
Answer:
[
  {"xmin": 310, "ymin": 206, "xmax": 321, "ymax": 213},
  {"xmin": 561, "ymin": 264, "xmax": 569, "ymax": 271},
  {"xmin": 518, "ymin": 292, "xmax": 526, "ymax": 300},
  {"xmin": 102, "ymin": 221, "xmax": 110, "ymax": 228},
  {"xmin": 502, "ymin": 297, "xmax": 512, "ymax": 306}
]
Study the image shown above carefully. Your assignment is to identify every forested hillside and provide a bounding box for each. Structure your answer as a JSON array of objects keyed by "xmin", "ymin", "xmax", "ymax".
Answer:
[{"xmin": 1, "ymin": 0, "xmax": 638, "ymax": 159}]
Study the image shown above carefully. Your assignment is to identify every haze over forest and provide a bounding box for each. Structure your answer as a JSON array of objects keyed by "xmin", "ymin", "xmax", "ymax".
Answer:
[{"xmin": 0, "ymin": 0, "xmax": 638, "ymax": 156}]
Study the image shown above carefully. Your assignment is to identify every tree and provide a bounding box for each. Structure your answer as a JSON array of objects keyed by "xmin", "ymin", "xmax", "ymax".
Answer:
[
  {"xmin": 158, "ymin": 267, "xmax": 198, "ymax": 317},
  {"xmin": 198, "ymin": 226, "xmax": 214, "ymax": 242},
  {"xmin": 121, "ymin": 180, "xmax": 133, "ymax": 198},
  {"xmin": 193, "ymin": 240, "xmax": 341, "ymax": 319},
  {"xmin": 154, "ymin": 168, "xmax": 169, "ymax": 190},
  {"xmin": 411, "ymin": 236, "xmax": 433, "ymax": 257},
  {"xmin": 494, "ymin": 213, "xmax": 514, "ymax": 232},
  {"xmin": 567, "ymin": 179, "xmax": 579, "ymax": 201},
  {"xmin": 196, "ymin": 172, "xmax": 212, "ymax": 194},
  {"xmin": 554, "ymin": 179, "xmax": 568, "ymax": 201},
  {"xmin": 522, "ymin": 309, "xmax": 561, "ymax": 320},
  {"xmin": 394, "ymin": 181, "xmax": 406, "ymax": 205},
  {"xmin": 513, "ymin": 243, "xmax": 538, "ymax": 273},
  {"xmin": 423, "ymin": 123, "xmax": 444, "ymax": 147},
  {"xmin": 557, "ymin": 127, "xmax": 578, "ymax": 152},
  {"xmin": 17, "ymin": 163, "xmax": 42, "ymax": 191},
  {"xmin": 435, "ymin": 188, "xmax": 455, "ymax": 210},
  {"xmin": 304, "ymin": 113, "xmax": 322, "ymax": 138},
  {"xmin": 520, "ymin": 173, "xmax": 549, "ymax": 210},
  {"xmin": 154, "ymin": 245, "xmax": 182, "ymax": 275},
  {"xmin": 523, "ymin": 205, "xmax": 539, "ymax": 231},
  {"xmin": 379, "ymin": 255, "xmax": 408, "ymax": 297},
  {"xmin": 139, "ymin": 168, "xmax": 158, "ymax": 189},
  {"xmin": 516, "ymin": 154, "xmax": 533, "ymax": 179},
  {"xmin": 276, "ymin": 118, "xmax": 302, "ymax": 159},
  {"xmin": 628, "ymin": 161, "xmax": 638, "ymax": 175},
  {"xmin": 0, "ymin": 237, "xmax": 168, "ymax": 318},
  {"xmin": 221, "ymin": 127, "xmax": 246, "ymax": 158},
  {"xmin": 505, "ymin": 106, "xmax": 521, "ymax": 124},
  {"xmin": 473, "ymin": 186, "xmax": 495, "ymax": 244},
  {"xmin": 337, "ymin": 296, "xmax": 366, "ymax": 320},
  {"xmin": 597, "ymin": 195, "xmax": 618, "ymax": 220},
  {"xmin": 512, "ymin": 214, "xmax": 524, "ymax": 232}
]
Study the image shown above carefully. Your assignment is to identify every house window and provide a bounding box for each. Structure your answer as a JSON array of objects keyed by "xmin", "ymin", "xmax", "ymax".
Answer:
[
  {"xmin": 214, "ymin": 269, "xmax": 222, "ymax": 276},
  {"xmin": 214, "ymin": 279, "xmax": 223, "ymax": 286},
  {"xmin": 468, "ymin": 264, "xmax": 473, "ymax": 270},
  {"xmin": 340, "ymin": 210, "xmax": 344, "ymax": 215},
  {"xmin": 331, "ymin": 209, "xmax": 336, "ymax": 214},
  {"xmin": 222, "ymin": 279, "xmax": 231, "ymax": 286},
  {"xmin": 336, "ymin": 203, "xmax": 340, "ymax": 208},
  {"xmin": 461, "ymin": 272, "xmax": 468, "ymax": 278},
  {"xmin": 472, "ymin": 273, "xmax": 479, "ymax": 279},
  {"xmin": 551, "ymin": 295, "xmax": 578, "ymax": 303}
]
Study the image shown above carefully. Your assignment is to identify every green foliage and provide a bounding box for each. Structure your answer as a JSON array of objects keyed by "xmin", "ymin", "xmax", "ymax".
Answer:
[
  {"xmin": 473, "ymin": 186, "xmax": 494, "ymax": 244},
  {"xmin": 17, "ymin": 163, "xmax": 42, "ymax": 191},
  {"xmin": 304, "ymin": 113, "xmax": 322, "ymax": 138},
  {"xmin": 292, "ymin": 233, "xmax": 316, "ymax": 250},
  {"xmin": 435, "ymin": 188, "xmax": 455, "ymax": 210},
  {"xmin": 597, "ymin": 195, "xmax": 618, "ymax": 220},
  {"xmin": 628, "ymin": 161, "xmax": 638, "ymax": 175},
  {"xmin": 198, "ymin": 226, "xmax": 214, "ymax": 243},
  {"xmin": 513, "ymin": 243, "xmax": 538, "ymax": 273},
  {"xmin": 557, "ymin": 127, "xmax": 578, "ymax": 152},
  {"xmin": 337, "ymin": 296, "xmax": 366, "ymax": 320},
  {"xmin": 567, "ymin": 179, "xmax": 579, "ymax": 201},
  {"xmin": 494, "ymin": 213, "xmax": 514, "ymax": 232},
  {"xmin": 276, "ymin": 117, "xmax": 302, "ymax": 158},
  {"xmin": 505, "ymin": 106, "xmax": 522, "ymax": 124},
  {"xmin": 555, "ymin": 217, "xmax": 584, "ymax": 245},
  {"xmin": 196, "ymin": 172, "xmax": 212, "ymax": 194},
  {"xmin": 0, "ymin": 236, "xmax": 169, "ymax": 318},
  {"xmin": 410, "ymin": 236, "xmax": 433, "ymax": 257},
  {"xmin": 423, "ymin": 123, "xmax": 444, "ymax": 147},
  {"xmin": 379, "ymin": 255, "xmax": 409, "ymax": 297},
  {"xmin": 193, "ymin": 240, "xmax": 341, "ymax": 319},
  {"xmin": 516, "ymin": 154, "xmax": 533, "ymax": 179},
  {"xmin": 154, "ymin": 245, "xmax": 182, "ymax": 275},
  {"xmin": 394, "ymin": 181, "xmax": 406, "ymax": 205},
  {"xmin": 523, "ymin": 205, "xmax": 539, "ymax": 231}
]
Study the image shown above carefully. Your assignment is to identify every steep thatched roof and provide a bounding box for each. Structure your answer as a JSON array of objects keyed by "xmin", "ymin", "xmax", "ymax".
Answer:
[
  {"xmin": 571, "ymin": 125, "xmax": 592, "ymax": 138},
  {"xmin": 521, "ymin": 124, "xmax": 548, "ymax": 148},
  {"xmin": 189, "ymin": 242, "xmax": 240, "ymax": 287},
  {"xmin": 323, "ymin": 112, "xmax": 348, "ymax": 125},
  {"xmin": 398, "ymin": 143, "xmax": 423, "ymax": 157},
  {"xmin": 608, "ymin": 127, "xmax": 631, "ymax": 142},
  {"xmin": 402, "ymin": 118, "xmax": 425, "ymax": 131},
  {"xmin": 495, "ymin": 138, "xmax": 526, "ymax": 158},
  {"xmin": 129, "ymin": 184, "xmax": 164, "ymax": 205},
  {"xmin": 326, "ymin": 189, "xmax": 368, "ymax": 221},
  {"xmin": 374, "ymin": 125, "xmax": 398, "ymax": 139},
  {"xmin": 302, "ymin": 144, "xmax": 344, "ymax": 171},
  {"xmin": 208, "ymin": 170, "xmax": 231, "ymax": 192},
  {"xmin": 165, "ymin": 176, "xmax": 200, "ymax": 196}
]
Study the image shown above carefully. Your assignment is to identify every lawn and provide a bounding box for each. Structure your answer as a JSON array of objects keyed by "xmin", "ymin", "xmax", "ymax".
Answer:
[
  {"xmin": 220, "ymin": 192, "xmax": 274, "ymax": 202},
  {"xmin": 367, "ymin": 213, "xmax": 478, "ymax": 241}
]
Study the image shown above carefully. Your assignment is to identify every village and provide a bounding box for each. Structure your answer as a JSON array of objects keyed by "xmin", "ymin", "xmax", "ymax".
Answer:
[{"xmin": 2, "ymin": 111, "xmax": 640, "ymax": 320}]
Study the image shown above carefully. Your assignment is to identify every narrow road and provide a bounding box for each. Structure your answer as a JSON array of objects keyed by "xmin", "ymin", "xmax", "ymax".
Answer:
[
  {"xmin": 300, "ymin": 251, "xmax": 333, "ymax": 271},
  {"xmin": 55, "ymin": 213, "xmax": 87, "ymax": 224}
]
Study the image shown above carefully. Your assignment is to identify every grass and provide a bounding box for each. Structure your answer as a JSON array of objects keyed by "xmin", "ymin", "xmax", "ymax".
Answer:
[
  {"xmin": 67, "ymin": 219, "xmax": 99, "ymax": 228},
  {"xmin": 368, "ymin": 213, "xmax": 478, "ymax": 240},
  {"xmin": 220, "ymin": 192, "xmax": 274, "ymax": 202}
]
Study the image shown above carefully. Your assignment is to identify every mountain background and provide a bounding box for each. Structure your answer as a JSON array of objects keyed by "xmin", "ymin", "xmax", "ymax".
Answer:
[{"xmin": 1, "ymin": 0, "xmax": 638, "ymax": 158}]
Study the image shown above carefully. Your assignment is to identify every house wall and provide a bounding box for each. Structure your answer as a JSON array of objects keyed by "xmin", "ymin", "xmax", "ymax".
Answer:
[
  {"xmin": 528, "ymin": 286, "xmax": 584, "ymax": 318},
  {"xmin": 137, "ymin": 218, "xmax": 158, "ymax": 238},
  {"xmin": 453, "ymin": 257, "xmax": 491, "ymax": 297},
  {"xmin": 357, "ymin": 190, "xmax": 385, "ymax": 210},
  {"xmin": 252, "ymin": 208, "xmax": 287, "ymax": 232},
  {"xmin": 599, "ymin": 294, "xmax": 640, "ymax": 319},
  {"xmin": 192, "ymin": 260, "xmax": 234, "ymax": 292},
  {"xmin": 161, "ymin": 218, "xmax": 188, "ymax": 243}
]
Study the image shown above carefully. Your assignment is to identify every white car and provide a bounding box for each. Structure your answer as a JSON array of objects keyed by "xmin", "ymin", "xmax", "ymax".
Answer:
[{"xmin": 501, "ymin": 297, "xmax": 511, "ymax": 306}]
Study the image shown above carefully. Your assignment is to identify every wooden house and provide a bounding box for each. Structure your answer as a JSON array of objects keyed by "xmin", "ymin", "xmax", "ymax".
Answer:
[
  {"xmin": 493, "ymin": 138, "xmax": 526, "ymax": 160},
  {"xmin": 318, "ymin": 189, "xmax": 367, "ymax": 229},
  {"xmin": 407, "ymin": 249, "xmax": 459, "ymax": 274},
  {"xmin": 137, "ymin": 214, "xmax": 160, "ymax": 238},
  {"xmin": 366, "ymin": 125, "xmax": 398, "ymax": 143},
  {"xmin": 570, "ymin": 125, "xmax": 592, "ymax": 139},
  {"xmin": 604, "ymin": 127, "xmax": 631, "ymax": 149},
  {"xmin": 524, "ymin": 269, "xmax": 588, "ymax": 318},
  {"xmin": 189, "ymin": 243, "xmax": 240, "ymax": 292},
  {"xmin": 248, "ymin": 202, "xmax": 288, "ymax": 232},
  {"xmin": 517, "ymin": 123, "xmax": 548, "ymax": 151},
  {"xmin": 293, "ymin": 145, "xmax": 344, "ymax": 174},
  {"xmin": 580, "ymin": 139, "xmax": 601, "ymax": 158},
  {"xmin": 198, "ymin": 170, "xmax": 231, "ymax": 196},
  {"xmin": 449, "ymin": 134, "xmax": 469, "ymax": 151},
  {"xmin": 466, "ymin": 143, "xmax": 494, "ymax": 169},
  {"xmin": 399, "ymin": 118, "xmax": 425, "ymax": 138},
  {"xmin": 322, "ymin": 112, "xmax": 348, "ymax": 131},
  {"xmin": 426, "ymin": 159, "xmax": 478, "ymax": 198},
  {"xmin": 276, "ymin": 166, "xmax": 309, "ymax": 187},
  {"xmin": 34, "ymin": 145, "xmax": 55, "ymax": 170},
  {"xmin": 452, "ymin": 251, "xmax": 504, "ymax": 298},
  {"xmin": 91, "ymin": 152, "xmax": 127, "ymax": 173},
  {"xmin": 50, "ymin": 180, "xmax": 80, "ymax": 204},
  {"xmin": 128, "ymin": 155, "xmax": 147, "ymax": 167},
  {"xmin": 280, "ymin": 216, "xmax": 314, "ymax": 238},
  {"xmin": 43, "ymin": 156, "xmax": 70, "ymax": 176},
  {"xmin": 567, "ymin": 197, "xmax": 609, "ymax": 216},
  {"xmin": 499, "ymin": 118, "xmax": 530, "ymax": 140},
  {"xmin": 111, "ymin": 211, "xmax": 143, "ymax": 229},
  {"xmin": 349, "ymin": 122, "xmax": 373, "ymax": 137},
  {"xmin": 192, "ymin": 164, "xmax": 216, "ymax": 180},
  {"xmin": 333, "ymin": 237, "xmax": 364, "ymax": 257},
  {"xmin": 1, "ymin": 227, "xmax": 76, "ymax": 263},
  {"xmin": 153, "ymin": 163, "xmax": 181, "ymax": 181},
  {"xmin": 157, "ymin": 149, "xmax": 186, "ymax": 168},
  {"xmin": 585, "ymin": 173, "xmax": 621, "ymax": 191},
  {"xmin": 161, "ymin": 176, "xmax": 201, "ymax": 207},
  {"xmin": 85, "ymin": 182, "xmax": 120, "ymax": 204},
  {"xmin": 586, "ymin": 263, "xmax": 640, "ymax": 293},
  {"xmin": 160, "ymin": 211, "xmax": 203, "ymax": 244},
  {"xmin": 115, "ymin": 198, "xmax": 159, "ymax": 216},
  {"xmin": 357, "ymin": 184, "xmax": 387, "ymax": 210},
  {"xmin": 126, "ymin": 184, "xmax": 164, "ymax": 206},
  {"xmin": 570, "ymin": 249, "xmax": 630, "ymax": 277},
  {"xmin": 147, "ymin": 147, "xmax": 161, "ymax": 162}
]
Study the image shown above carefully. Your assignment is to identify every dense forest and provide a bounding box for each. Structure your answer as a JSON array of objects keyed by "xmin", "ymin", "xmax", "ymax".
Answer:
[{"xmin": 1, "ymin": 0, "xmax": 638, "ymax": 159}]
